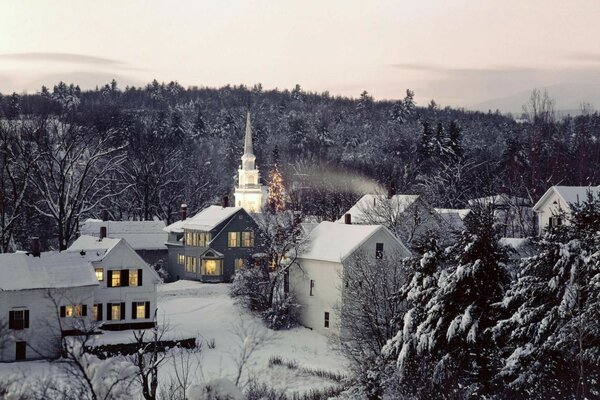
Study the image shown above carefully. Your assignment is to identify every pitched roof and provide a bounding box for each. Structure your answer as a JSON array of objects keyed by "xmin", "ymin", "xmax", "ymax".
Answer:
[
  {"xmin": 164, "ymin": 206, "xmax": 243, "ymax": 233},
  {"xmin": 533, "ymin": 185, "xmax": 600, "ymax": 212},
  {"xmin": 435, "ymin": 208, "xmax": 471, "ymax": 230},
  {"xmin": 299, "ymin": 221, "xmax": 406, "ymax": 263},
  {"xmin": 68, "ymin": 235, "xmax": 122, "ymax": 256},
  {"xmin": 0, "ymin": 251, "xmax": 99, "ymax": 291},
  {"xmin": 468, "ymin": 194, "xmax": 531, "ymax": 207},
  {"xmin": 79, "ymin": 219, "xmax": 167, "ymax": 250},
  {"xmin": 336, "ymin": 194, "xmax": 420, "ymax": 224}
]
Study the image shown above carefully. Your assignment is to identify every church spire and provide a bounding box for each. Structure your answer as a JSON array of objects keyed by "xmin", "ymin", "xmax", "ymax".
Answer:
[{"xmin": 244, "ymin": 112, "xmax": 254, "ymax": 156}]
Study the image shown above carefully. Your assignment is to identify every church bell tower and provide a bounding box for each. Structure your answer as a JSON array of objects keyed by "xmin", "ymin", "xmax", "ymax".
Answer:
[{"xmin": 234, "ymin": 113, "xmax": 267, "ymax": 213}]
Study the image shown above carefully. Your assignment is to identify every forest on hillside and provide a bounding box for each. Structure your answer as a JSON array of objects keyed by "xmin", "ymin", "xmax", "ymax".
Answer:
[{"xmin": 1, "ymin": 80, "xmax": 599, "ymax": 251}]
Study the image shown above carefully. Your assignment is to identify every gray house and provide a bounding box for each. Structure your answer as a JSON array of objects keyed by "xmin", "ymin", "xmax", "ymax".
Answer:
[{"xmin": 164, "ymin": 202, "xmax": 264, "ymax": 282}]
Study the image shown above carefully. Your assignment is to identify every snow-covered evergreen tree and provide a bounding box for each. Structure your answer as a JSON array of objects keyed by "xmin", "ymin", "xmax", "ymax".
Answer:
[{"xmin": 493, "ymin": 192, "xmax": 600, "ymax": 399}]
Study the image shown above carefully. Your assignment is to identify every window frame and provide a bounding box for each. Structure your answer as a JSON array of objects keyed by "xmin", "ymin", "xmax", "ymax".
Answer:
[
  {"xmin": 324, "ymin": 311, "xmax": 330, "ymax": 328},
  {"xmin": 242, "ymin": 231, "xmax": 254, "ymax": 247},
  {"xmin": 111, "ymin": 270, "xmax": 121, "ymax": 287},
  {"xmin": 129, "ymin": 269, "xmax": 139, "ymax": 286},
  {"xmin": 228, "ymin": 231, "xmax": 240, "ymax": 247},
  {"xmin": 375, "ymin": 242, "xmax": 384, "ymax": 259}
]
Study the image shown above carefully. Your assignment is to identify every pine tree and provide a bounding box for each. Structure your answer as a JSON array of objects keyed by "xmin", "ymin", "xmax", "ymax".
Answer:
[
  {"xmin": 493, "ymin": 192, "xmax": 600, "ymax": 399},
  {"xmin": 395, "ymin": 206, "xmax": 509, "ymax": 397},
  {"xmin": 446, "ymin": 120, "xmax": 462, "ymax": 160}
]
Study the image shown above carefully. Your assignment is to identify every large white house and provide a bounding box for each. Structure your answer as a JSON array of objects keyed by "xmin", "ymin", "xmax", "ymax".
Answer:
[
  {"xmin": 532, "ymin": 185, "xmax": 600, "ymax": 235},
  {"xmin": 68, "ymin": 234, "xmax": 160, "ymax": 330},
  {"xmin": 0, "ymin": 248, "xmax": 98, "ymax": 361},
  {"xmin": 234, "ymin": 113, "xmax": 268, "ymax": 213},
  {"xmin": 289, "ymin": 221, "xmax": 411, "ymax": 336}
]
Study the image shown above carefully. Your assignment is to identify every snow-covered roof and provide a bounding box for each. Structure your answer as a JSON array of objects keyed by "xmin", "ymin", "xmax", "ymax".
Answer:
[
  {"xmin": 336, "ymin": 194, "xmax": 420, "ymax": 224},
  {"xmin": 468, "ymin": 194, "xmax": 530, "ymax": 207},
  {"xmin": 80, "ymin": 219, "xmax": 167, "ymax": 250},
  {"xmin": 0, "ymin": 251, "xmax": 99, "ymax": 291},
  {"xmin": 299, "ymin": 221, "xmax": 392, "ymax": 263},
  {"xmin": 533, "ymin": 186, "xmax": 600, "ymax": 212},
  {"xmin": 435, "ymin": 208, "xmax": 471, "ymax": 230},
  {"xmin": 68, "ymin": 235, "xmax": 122, "ymax": 255},
  {"xmin": 164, "ymin": 206, "xmax": 243, "ymax": 233}
]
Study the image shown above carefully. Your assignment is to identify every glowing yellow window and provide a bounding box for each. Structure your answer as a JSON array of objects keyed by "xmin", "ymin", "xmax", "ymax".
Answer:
[
  {"xmin": 111, "ymin": 271, "xmax": 121, "ymax": 287},
  {"xmin": 242, "ymin": 231, "xmax": 254, "ymax": 247},
  {"xmin": 111, "ymin": 304, "xmax": 121, "ymax": 320},
  {"xmin": 202, "ymin": 259, "xmax": 222, "ymax": 275},
  {"xmin": 92, "ymin": 304, "xmax": 100, "ymax": 321},
  {"xmin": 234, "ymin": 258, "xmax": 245, "ymax": 271},
  {"xmin": 95, "ymin": 268, "xmax": 104, "ymax": 281},
  {"xmin": 136, "ymin": 303, "xmax": 146, "ymax": 319},
  {"xmin": 177, "ymin": 254, "xmax": 185, "ymax": 265},
  {"xmin": 129, "ymin": 270, "xmax": 138, "ymax": 286},
  {"xmin": 66, "ymin": 305, "xmax": 82, "ymax": 317},
  {"xmin": 185, "ymin": 256, "xmax": 197, "ymax": 273},
  {"xmin": 228, "ymin": 232, "xmax": 239, "ymax": 247}
]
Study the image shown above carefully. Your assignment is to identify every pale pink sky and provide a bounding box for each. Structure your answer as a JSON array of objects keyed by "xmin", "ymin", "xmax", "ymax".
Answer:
[{"xmin": 1, "ymin": 0, "xmax": 600, "ymax": 111}]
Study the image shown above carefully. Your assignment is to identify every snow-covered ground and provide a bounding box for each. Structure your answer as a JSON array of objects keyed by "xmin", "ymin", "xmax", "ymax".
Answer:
[{"xmin": 0, "ymin": 281, "xmax": 347, "ymax": 396}]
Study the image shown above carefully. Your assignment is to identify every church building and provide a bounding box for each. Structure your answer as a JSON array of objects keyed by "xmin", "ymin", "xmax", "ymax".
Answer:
[{"xmin": 234, "ymin": 113, "xmax": 268, "ymax": 213}]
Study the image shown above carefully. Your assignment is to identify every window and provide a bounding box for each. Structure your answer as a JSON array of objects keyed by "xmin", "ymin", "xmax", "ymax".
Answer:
[
  {"xmin": 242, "ymin": 231, "xmax": 254, "ymax": 247},
  {"xmin": 93, "ymin": 304, "xmax": 103, "ymax": 321},
  {"xmin": 185, "ymin": 256, "xmax": 197, "ymax": 273},
  {"xmin": 177, "ymin": 254, "xmax": 185, "ymax": 265},
  {"xmin": 228, "ymin": 232, "xmax": 240, "ymax": 247},
  {"xmin": 9, "ymin": 310, "xmax": 29, "ymax": 330},
  {"xmin": 310, "ymin": 280, "xmax": 315, "ymax": 296},
  {"xmin": 550, "ymin": 216, "xmax": 562, "ymax": 227},
  {"xmin": 95, "ymin": 268, "xmax": 104, "ymax": 281},
  {"xmin": 375, "ymin": 243, "xmax": 384, "ymax": 259},
  {"xmin": 129, "ymin": 270, "xmax": 138, "ymax": 286},
  {"xmin": 111, "ymin": 304, "xmax": 121, "ymax": 321},
  {"xmin": 234, "ymin": 258, "xmax": 245, "ymax": 272},
  {"xmin": 185, "ymin": 231, "xmax": 192, "ymax": 246},
  {"xmin": 111, "ymin": 271, "xmax": 121, "ymax": 287},
  {"xmin": 202, "ymin": 259, "xmax": 223, "ymax": 275},
  {"xmin": 324, "ymin": 312, "xmax": 330, "ymax": 328},
  {"xmin": 66, "ymin": 305, "xmax": 82, "ymax": 317},
  {"xmin": 60, "ymin": 305, "xmax": 87, "ymax": 318},
  {"xmin": 136, "ymin": 302, "xmax": 146, "ymax": 319}
]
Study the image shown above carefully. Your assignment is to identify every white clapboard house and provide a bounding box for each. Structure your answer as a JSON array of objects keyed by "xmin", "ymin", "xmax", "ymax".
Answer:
[
  {"xmin": 289, "ymin": 220, "xmax": 411, "ymax": 336},
  {"xmin": 532, "ymin": 185, "xmax": 600, "ymax": 235},
  {"xmin": 68, "ymin": 231, "xmax": 159, "ymax": 331},
  {"xmin": 0, "ymin": 242, "xmax": 98, "ymax": 361}
]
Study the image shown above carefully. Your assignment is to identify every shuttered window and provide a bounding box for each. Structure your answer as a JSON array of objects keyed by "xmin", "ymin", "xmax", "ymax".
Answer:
[{"xmin": 8, "ymin": 310, "xmax": 29, "ymax": 330}]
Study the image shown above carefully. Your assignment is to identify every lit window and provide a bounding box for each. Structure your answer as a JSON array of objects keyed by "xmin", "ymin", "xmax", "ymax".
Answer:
[
  {"xmin": 185, "ymin": 232, "xmax": 192, "ymax": 246},
  {"xmin": 66, "ymin": 305, "xmax": 82, "ymax": 317},
  {"xmin": 111, "ymin": 304, "xmax": 121, "ymax": 320},
  {"xmin": 92, "ymin": 304, "xmax": 99, "ymax": 321},
  {"xmin": 185, "ymin": 256, "xmax": 197, "ymax": 273},
  {"xmin": 111, "ymin": 271, "xmax": 121, "ymax": 287},
  {"xmin": 177, "ymin": 254, "xmax": 185, "ymax": 265},
  {"xmin": 234, "ymin": 258, "xmax": 245, "ymax": 271},
  {"xmin": 129, "ymin": 270, "xmax": 138, "ymax": 286},
  {"xmin": 242, "ymin": 231, "xmax": 254, "ymax": 247},
  {"xmin": 202, "ymin": 259, "xmax": 222, "ymax": 275},
  {"xmin": 324, "ymin": 312, "xmax": 330, "ymax": 328},
  {"xmin": 136, "ymin": 302, "xmax": 146, "ymax": 319},
  {"xmin": 95, "ymin": 268, "xmax": 104, "ymax": 281},
  {"xmin": 228, "ymin": 232, "xmax": 239, "ymax": 247}
]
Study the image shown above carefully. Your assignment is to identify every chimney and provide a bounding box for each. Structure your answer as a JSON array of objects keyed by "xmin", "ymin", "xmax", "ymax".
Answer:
[
  {"xmin": 387, "ymin": 182, "xmax": 396, "ymax": 199},
  {"xmin": 344, "ymin": 213, "xmax": 352, "ymax": 225},
  {"xmin": 180, "ymin": 204, "xmax": 188, "ymax": 221},
  {"xmin": 223, "ymin": 195, "xmax": 229, "ymax": 208},
  {"xmin": 101, "ymin": 210, "xmax": 109, "ymax": 222},
  {"xmin": 99, "ymin": 226, "xmax": 107, "ymax": 240},
  {"xmin": 31, "ymin": 237, "xmax": 40, "ymax": 257}
]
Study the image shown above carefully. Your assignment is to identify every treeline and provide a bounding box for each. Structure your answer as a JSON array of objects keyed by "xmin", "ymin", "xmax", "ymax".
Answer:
[{"xmin": 1, "ymin": 81, "xmax": 599, "ymax": 250}]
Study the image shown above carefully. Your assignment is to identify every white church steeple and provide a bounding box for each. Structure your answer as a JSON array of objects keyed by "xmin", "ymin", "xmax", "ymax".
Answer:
[{"xmin": 234, "ymin": 113, "xmax": 267, "ymax": 213}]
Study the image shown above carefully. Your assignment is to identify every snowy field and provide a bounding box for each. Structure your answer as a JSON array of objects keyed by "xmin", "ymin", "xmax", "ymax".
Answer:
[{"xmin": 0, "ymin": 281, "xmax": 347, "ymax": 396}]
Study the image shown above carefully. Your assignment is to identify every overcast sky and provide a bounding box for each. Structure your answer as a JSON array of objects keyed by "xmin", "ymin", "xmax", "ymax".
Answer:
[{"xmin": 1, "ymin": 0, "xmax": 600, "ymax": 111}]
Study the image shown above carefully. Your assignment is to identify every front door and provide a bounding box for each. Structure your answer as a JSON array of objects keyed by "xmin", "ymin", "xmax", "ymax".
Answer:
[{"xmin": 15, "ymin": 341, "xmax": 26, "ymax": 361}]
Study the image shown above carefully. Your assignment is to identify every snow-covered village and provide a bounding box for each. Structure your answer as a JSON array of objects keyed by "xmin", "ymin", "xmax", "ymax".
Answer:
[{"xmin": 1, "ymin": 2, "xmax": 600, "ymax": 400}]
